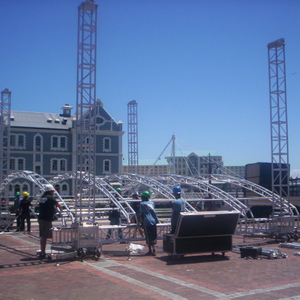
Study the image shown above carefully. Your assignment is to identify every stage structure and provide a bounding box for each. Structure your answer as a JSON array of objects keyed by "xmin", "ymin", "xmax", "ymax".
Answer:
[
  {"xmin": 0, "ymin": 89, "xmax": 11, "ymax": 182},
  {"xmin": 268, "ymin": 38, "xmax": 290, "ymax": 212},
  {"xmin": 127, "ymin": 100, "xmax": 138, "ymax": 174},
  {"xmin": 75, "ymin": 0, "xmax": 98, "ymax": 224}
]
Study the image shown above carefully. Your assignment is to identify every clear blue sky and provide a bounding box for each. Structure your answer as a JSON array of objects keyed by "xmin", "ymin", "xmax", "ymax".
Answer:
[{"xmin": 1, "ymin": 0, "xmax": 300, "ymax": 176}]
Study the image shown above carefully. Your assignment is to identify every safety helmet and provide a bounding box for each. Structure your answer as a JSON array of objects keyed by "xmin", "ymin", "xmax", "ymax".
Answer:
[
  {"xmin": 172, "ymin": 186, "xmax": 182, "ymax": 194},
  {"xmin": 141, "ymin": 191, "xmax": 151, "ymax": 199},
  {"xmin": 16, "ymin": 192, "xmax": 20, "ymax": 196},
  {"xmin": 23, "ymin": 191, "xmax": 29, "ymax": 197},
  {"xmin": 44, "ymin": 184, "xmax": 55, "ymax": 192},
  {"xmin": 115, "ymin": 188, "xmax": 122, "ymax": 193}
]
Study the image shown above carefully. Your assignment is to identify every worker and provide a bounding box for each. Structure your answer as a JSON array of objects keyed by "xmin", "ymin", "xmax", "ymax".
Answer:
[
  {"xmin": 106, "ymin": 188, "xmax": 123, "ymax": 240},
  {"xmin": 130, "ymin": 192, "xmax": 144, "ymax": 238},
  {"xmin": 14, "ymin": 192, "xmax": 21, "ymax": 231},
  {"xmin": 38, "ymin": 184, "xmax": 62, "ymax": 259},
  {"xmin": 171, "ymin": 186, "xmax": 186, "ymax": 234},
  {"xmin": 139, "ymin": 191, "xmax": 159, "ymax": 256},
  {"xmin": 20, "ymin": 192, "xmax": 32, "ymax": 232}
]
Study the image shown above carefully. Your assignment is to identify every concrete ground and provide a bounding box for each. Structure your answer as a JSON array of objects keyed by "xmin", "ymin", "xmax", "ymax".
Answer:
[{"xmin": 1, "ymin": 225, "xmax": 300, "ymax": 300}]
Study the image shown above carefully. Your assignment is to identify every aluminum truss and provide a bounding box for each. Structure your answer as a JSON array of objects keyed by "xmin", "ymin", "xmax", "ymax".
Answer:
[
  {"xmin": 50, "ymin": 172, "xmax": 136, "ymax": 223},
  {"xmin": 0, "ymin": 171, "xmax": 74, "ymax": 225},
  {"xmin": 127, "ymin": 100, "xmax": 138, "ymax": 174},
  {"xmin": 150, "ymin": 174, "xmax": 252, "ymax": 217},
  {"xmin": 102, "ymin": 173, "xmax": 197, "ymax": 213},
  {"xmin": 268, "ymin": 39, "xmax": 290, "ymax": 207},
  {"xmin": 75, "ymin": 0, "xmax": 98, "ymax": 224},
  {"xmin": 0, "ymin": 89, "xmax": 11, "ymax": 182},
  {"xmin": 197, "ymin": 174, "xmax": 298, "ymax": 216}
]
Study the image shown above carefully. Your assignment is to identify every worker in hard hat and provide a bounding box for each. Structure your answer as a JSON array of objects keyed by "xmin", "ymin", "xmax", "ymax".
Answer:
[
  {"xmin": 171, "ymin": 186, "xmax": 186, "ymax": 234},
  {"xmin": 38, "ymin": 184, "xmax": 62, "ymax": 259},
  {"xmin": 139, "ymin": 191, "xmax": 159, "ymax": 256},
  {"xmin": 13, "ymin": 192, "xmax": 21, "ymax": 231},
  {"xmin": 20, "ymin": 191, "xmax": 32, "ymax": 232}
]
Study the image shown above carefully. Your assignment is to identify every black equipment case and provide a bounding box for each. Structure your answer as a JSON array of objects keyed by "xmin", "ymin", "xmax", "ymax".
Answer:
[{"xmin": 163, "ymin": 210, "xmax": 240, "ymax": 257}]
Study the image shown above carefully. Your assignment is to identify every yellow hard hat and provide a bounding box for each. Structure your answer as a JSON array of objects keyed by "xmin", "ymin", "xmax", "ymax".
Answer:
[{"xmin": 23, "ymin": 191, "xmax": 29, "ymax": 197}]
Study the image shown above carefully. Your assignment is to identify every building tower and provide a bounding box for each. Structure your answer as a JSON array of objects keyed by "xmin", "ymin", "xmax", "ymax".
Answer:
[
  {"xmin": 75, "ymin": 0, "xmax": 98, "ymax": 223},
  {"xmin": 127, "ymin": 100, "xmax": 138, "ymax": 174},
  {"xmin": 0, "ymin": 88, "xmax": 11, "ymax": 181},
  {"xmin": 268, "ymin": 38, "xmax": 290, "ymax": 208}
]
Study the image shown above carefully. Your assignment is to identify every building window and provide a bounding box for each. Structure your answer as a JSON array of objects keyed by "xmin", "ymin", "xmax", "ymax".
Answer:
[
  {"xmin": 10, "ymin": 135, "xmax": 16, "ymax": 147},
  {"xmin": 60, "ymin": 159, "xmax": 66, "ymax": 171},
  {"xmin": 103, "ymin": 138, "xmax": 111, "ymax": 152},
  {"xmin": 96, "ymin": 116, "xmax": 104, "ymax": 124},
  {"xmin": 51, "ymin": 135, "xmax": 68, "ymax": 151},
  {"xmin": 103, "ymin": 159, "xmax": 111, "ymax": 174},
  {"xmin": 18, "ymin": 135, "xmax": 24, "ymax": 147},
  {"xmin": 55, "ymin": 185, "xmax": 60, "ymax": 194},
  {"xmin": 10, "ymin": 134, "xmax": 26, "ymax": 149},
  {"xmin": 60, "ymin": 137, "xmax": 66, "ymax": 148},
  {"xmin": 35, "ymin": 165, "xmax": 42, "ymax": 175},
  {"xmin": 34, "ymin": 134, "xmax": 43, "ymax": 152},
  {"xmin": 50, "ymin": 158, "xmax": 67, "ymax": 173},
  {"xmin": 10, "ymin": 158, "xmax": 25, "ymax": 170},
  {"xmin": 52, "ymin": 137, "xmax": 58, "ymax": 148},
  {"xmin": 52, "ymin": 159, "xmax": 58, "ymax": 172},
  {"xmin": 10, "ymin": 159, "xmax": 15, "ymax": 170},
  {"xmin": 14, "ymin": 184, "xmax": 20, "ymax": 195}
]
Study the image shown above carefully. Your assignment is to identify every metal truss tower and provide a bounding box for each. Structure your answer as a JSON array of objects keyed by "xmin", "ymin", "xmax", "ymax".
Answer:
[
  {"xmin": 75, "ymin": 0, "xmax": 98, "ymax": 223},
  {"xmin": 0, "ymin": 88, "xmax": 11, "ymax": 181},
  {"xmin": 268, "ymin": 38, "xmax": 290, "ymax": 207},
  {"xmin": 127, "ymin": 100, "xmax": 138, "ymax": 174}
]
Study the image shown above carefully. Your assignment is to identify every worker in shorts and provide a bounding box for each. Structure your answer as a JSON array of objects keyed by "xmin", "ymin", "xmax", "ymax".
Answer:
[
  {"xmin": 38, "ymin": 184, "xmax": 62, "ymax": 259},
  {"xmin": 139, "ymin": 191, "xmax": 159, "ymax": 256},
  {"xmin": 171, "ymin": 186, "xmax": 186, "ymax": 234}
]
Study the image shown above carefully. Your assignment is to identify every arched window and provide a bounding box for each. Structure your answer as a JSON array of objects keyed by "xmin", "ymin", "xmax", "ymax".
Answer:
[
  {"xmin": 55, "ymin": 185, "xmax": 60, "ymax": 193},
  {"xmin": 34, "ymin": 134, "xmax": 43, "ymax": 151}
]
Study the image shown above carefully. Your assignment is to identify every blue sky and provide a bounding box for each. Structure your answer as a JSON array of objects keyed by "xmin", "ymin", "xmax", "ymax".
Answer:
[{"xmin": 1, "ymin": 0, "xmax": 300, "ymax": 176}]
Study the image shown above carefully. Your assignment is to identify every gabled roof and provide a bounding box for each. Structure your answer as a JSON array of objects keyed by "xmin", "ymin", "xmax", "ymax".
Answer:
[{"xmin": 10, "ymin": 100, "xmax": 123, "ymax": 132}]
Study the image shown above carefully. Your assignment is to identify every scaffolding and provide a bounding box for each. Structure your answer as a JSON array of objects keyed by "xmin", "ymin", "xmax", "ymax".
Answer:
[
  {"xmin": 0, "ymin": 88, "xmax": 11, "ymax": 182},
  {"xmin": 127, "ymin": 100, "xmax": 138, "ymax": 174},
  {"xmin": 268, "ymin": 38, "xmax": 290, "ymax": 216},
  {"xmin": 75, "ymin": 0, "xmax": 98, "ymax": 224}
]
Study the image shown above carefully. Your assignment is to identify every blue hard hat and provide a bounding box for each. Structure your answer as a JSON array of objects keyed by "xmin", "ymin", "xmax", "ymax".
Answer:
[{"xmin": 172, "ymin": 186, "xmax": 182, "ymax": 194}]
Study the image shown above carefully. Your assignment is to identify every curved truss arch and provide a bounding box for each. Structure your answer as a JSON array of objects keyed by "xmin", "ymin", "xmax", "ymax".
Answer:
[
  {"xmin": 149, "ymin": 174, "xmax": 252, "ymax": 217},
  {"xmin": 195, "ymin": 174, "xmax": 298, "ymax": 216},
  {"xmin": 101, "ymin": 173, "xmax": 197, "ymax": 212},
  {"xmin": 0, "ymin": 170, "xmax": 74, "ymax": 224},
  {"xmin": 50, "ymin": 172, "xmax": 136, "ymax": 223}
]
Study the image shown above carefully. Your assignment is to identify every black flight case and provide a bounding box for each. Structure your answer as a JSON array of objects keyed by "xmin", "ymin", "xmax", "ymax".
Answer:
[{"xmin": 163, "ymin": 210, "xmax": 240, "ymax": 258}]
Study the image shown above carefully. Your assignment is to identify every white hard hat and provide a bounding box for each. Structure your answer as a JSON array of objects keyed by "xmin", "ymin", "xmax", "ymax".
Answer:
[{"xmin": 44, "ymin": 184, "xmax": 55, "ymax": 192}]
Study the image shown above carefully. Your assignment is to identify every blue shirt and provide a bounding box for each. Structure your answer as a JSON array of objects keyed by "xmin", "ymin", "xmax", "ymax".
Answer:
[
  {"xmin": 171, "ymin": 198, "xmax": 186, "ymax": 228},
  {"xmin": 139, "ymin": 200, "xmax": 158, "ymax": 228},
  {"xmin": 14, "ymin": 197, "xmax": 20, "ymax": 209}
]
